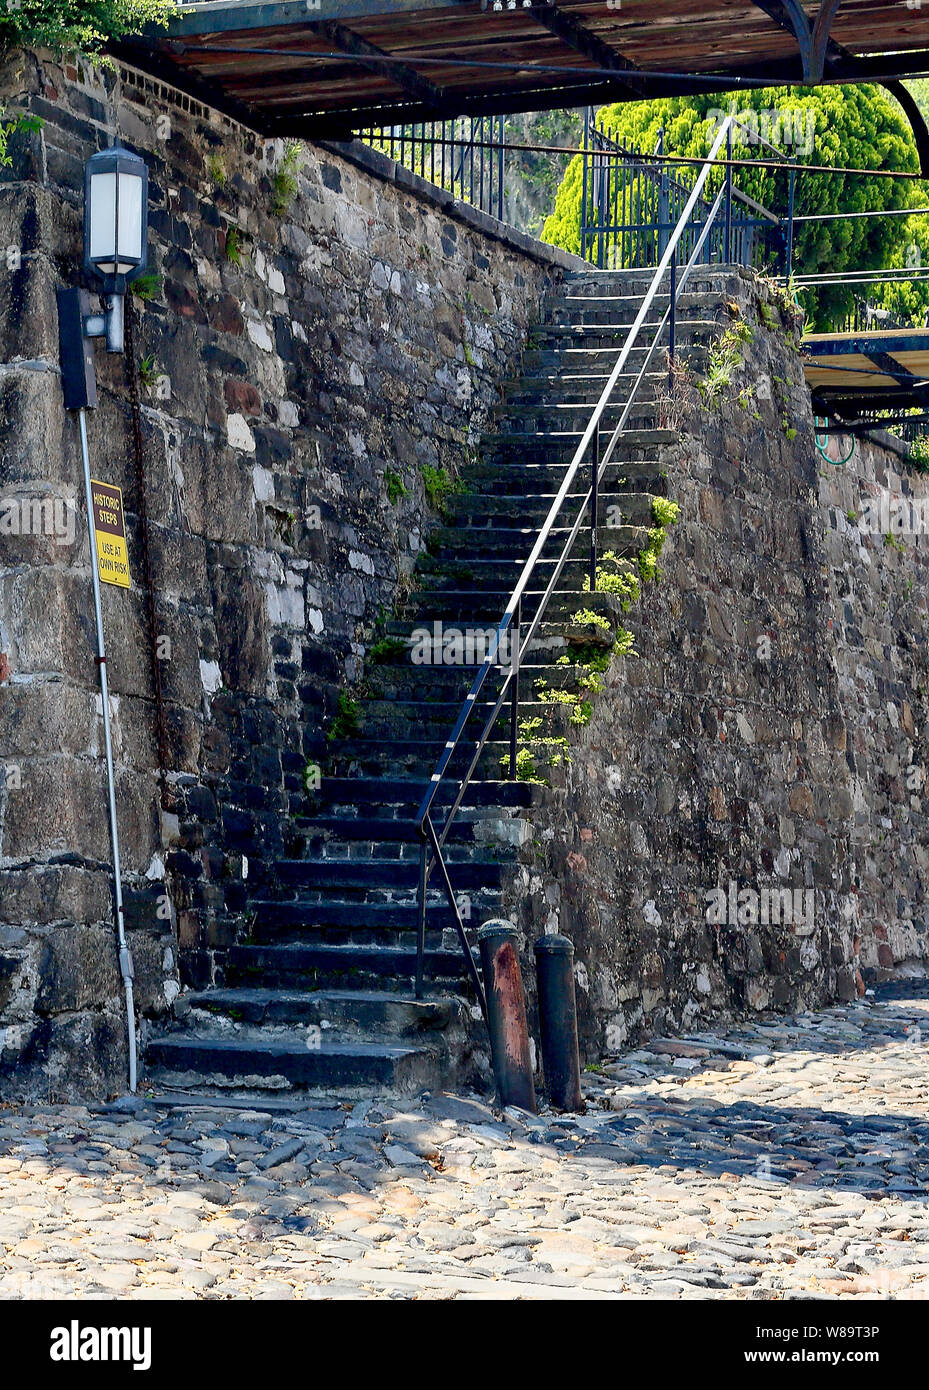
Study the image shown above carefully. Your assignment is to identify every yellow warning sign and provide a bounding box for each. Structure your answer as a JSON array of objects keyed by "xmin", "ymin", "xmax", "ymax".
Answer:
[{"xmin": 90, "ymin": 479, "xmax": 132, "ymax": 589}]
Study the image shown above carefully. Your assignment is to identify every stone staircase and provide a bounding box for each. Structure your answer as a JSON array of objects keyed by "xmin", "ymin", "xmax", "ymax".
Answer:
[{"xmin": 144, "ymin": 268, "xmax": 720, "ymax": 1099}]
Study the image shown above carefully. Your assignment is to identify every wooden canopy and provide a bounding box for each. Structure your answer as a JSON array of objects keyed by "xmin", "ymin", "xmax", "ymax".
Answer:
[
  {"xmin": 114, "ymin": 0, "xmax": 929, "ymax": 139},
  {"xmin": 804, "ymin": 328, "xmax": 929, "ymax": 415}
]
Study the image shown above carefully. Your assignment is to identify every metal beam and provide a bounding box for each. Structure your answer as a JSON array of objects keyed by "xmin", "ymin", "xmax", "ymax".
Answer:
[
  {"xmin": 751, "ymin": 0, "xmax": 843, "ymax": 85},
  {"xmin": 311, "ymin": 19, "xmax": 453, "ymax": 116},
  {"xmin": 530, "ymin": 4, "xmax": 646, "ymax": 101},
  {"xmin": 865, "ymin": 349, "xmax": 919, "ymax": 382},
  {"xmin": 884, "ymin": 80, "xmax": 929, "ymax": 180}
]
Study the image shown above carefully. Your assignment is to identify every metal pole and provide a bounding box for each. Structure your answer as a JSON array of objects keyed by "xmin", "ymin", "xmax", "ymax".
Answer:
[
  {"xmin": 77, "ymin": 408, "xmax": 137, "ymax": 1093},
  {"xmin": 668, "ymin": 246, "xmax": 677, "ymax": 393},
  {"xmin": 508, "ymin": 598, "xmax": 521, "ymax": 779},
  {"xmin": 415, "ymin": 838, "xmax": 427, "ymax": 999},
  {"xmin": 724, "ymin": 124, "xmax": 733, "ymax": 263},
  {"xmin": 589, "ymin": 423, "xmax": 599, "ymax": 592},
  {"xmin": 477, "ymin": 920, "xmax": 537, "ymax": 1113},
  {"xmin": 785, "ymin": 163, "xmax": 797, "ymax": 281}
]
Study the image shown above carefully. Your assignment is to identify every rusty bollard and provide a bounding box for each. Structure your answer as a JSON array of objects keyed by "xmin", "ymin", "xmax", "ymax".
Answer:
[
  {"xmin": 477, "ymin": 920, "xmax": 537, "ymax": 1113},
  {"xmin": 534, "ymin": 933, "xmax": 583, "ymax": 1112}
]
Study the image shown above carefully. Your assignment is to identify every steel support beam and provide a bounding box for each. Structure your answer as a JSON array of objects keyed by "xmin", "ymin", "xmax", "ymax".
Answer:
[
  {"xmin": 531, "ymin": 4, "xmax": 647, "ymax": 101},
  {"xmin": 884, "ymin": 80, "xmax": 929, "ymax": 180},
  {"xmin": 752, "ymin": 0, "xmax": 843, "ymax": 85},
  {"xmin": 311, "ymin": 19, "xmax": 453, "ymax": 116}
]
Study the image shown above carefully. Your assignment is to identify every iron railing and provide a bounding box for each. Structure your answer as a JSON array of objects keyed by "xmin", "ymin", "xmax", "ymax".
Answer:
[
  {"xmin": 413, "ymin": 117, "xmax": 741, "ymax": 1017},
  {"xmin": 580, "ymin": 110, "xmax": 790, "ymax": 275},
  {"xmin": 358, "ymin": 117, "xmax": 507, "ymax": 222}
]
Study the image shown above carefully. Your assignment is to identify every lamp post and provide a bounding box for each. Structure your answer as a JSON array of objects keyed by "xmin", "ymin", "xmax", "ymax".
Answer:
[
  {"xmin": 56, "ymin": 140, "xmax": 150, "ymax": 1094},
  {"xmin": 82, "ymin": 143, "xmax": 148, "ymax": 353}
]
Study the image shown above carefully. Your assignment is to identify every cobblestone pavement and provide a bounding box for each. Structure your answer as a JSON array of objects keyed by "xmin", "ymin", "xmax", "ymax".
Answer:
[{"xmin": 4, "ymin": 983, "xmax": 929, "ymax": 1300}]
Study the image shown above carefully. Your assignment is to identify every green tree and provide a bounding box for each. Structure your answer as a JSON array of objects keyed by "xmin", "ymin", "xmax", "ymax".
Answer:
[
  {"xmin": 542, "ymin": 86, "xmax": 929, "ymax": 330},
  {"xmin": 0, "ymin": 0, "xmax": 174, "ymax": 57}
]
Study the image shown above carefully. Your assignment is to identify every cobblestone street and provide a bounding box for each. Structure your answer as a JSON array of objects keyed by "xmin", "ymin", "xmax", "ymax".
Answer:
[{"xmin": 4, "ymin": 983, "xmax": 929, "ymax": 1301}]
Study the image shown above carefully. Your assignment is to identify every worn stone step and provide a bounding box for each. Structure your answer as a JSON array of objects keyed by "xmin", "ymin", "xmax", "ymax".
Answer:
[
  {"xmin": 145, "ymin": 1034, "xmax": 440, "ymax": 1094},
  {"xmin": 416, "ymin": 530, "xmax": 650, "ymax": 587},
  {"xmin": 324, "ymin": 735, "xmax": 533, "ymax": 781},
  {"xmin": 465, "ymin": 459, "xmax": 667, "ymax": 494},
  {"xmin": 308, "ymin": 775, "xmax": 549, "ymax": 812},
  {"xmin": 526, "ymin": 313, "xmax": 716, "ymax": 348},
  {"xmin": 174, "ymin": 986, "xmax": 465, "ymax": 1035},
  {"xmin": 440, "ymin": 490, "xmax": 659, "ymax": 526},
  {"xmin": 227, "ymin": 942, "xmax": 470, "ymax": 992},
  {"xmin": 250, "ymin": 897, "xmax": 496, "ymax": 943},
  {"xmin": 541, "ymin": 290, "xmax": 713, "ymax": 326},
  {"xmin": 273, "ymin": 856, "xmax": 508, "ymax": 891},
  {"xmin": 294, "ymin": 814, "xmax": 510, "ymax": 849},
  {"xmin": 491, "ymin": 399, "xmax": 658, "ymax": 435},
  {"xmin": 522, "ymin": 332, "xmax": 713, "ymax": 373}
]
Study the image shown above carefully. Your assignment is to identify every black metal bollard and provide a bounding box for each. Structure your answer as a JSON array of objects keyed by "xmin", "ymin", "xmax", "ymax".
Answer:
[
  {"xmin": 534, "ymin": 933, "xmax": 583, "ymax": 1112},
  {"xmin": 477, "ymin": 920, "xmax": 537, "ymax": 1113}
]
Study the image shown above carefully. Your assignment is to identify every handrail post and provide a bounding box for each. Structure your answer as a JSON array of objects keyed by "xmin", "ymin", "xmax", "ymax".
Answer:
[
  {"xmin": 724, "ymin": 124, "xmax": 733, "ymax": 263},
  {"xmin": 589, "ymin": 423, "xmax": 599, "ymax": 592},
  {"xmin": 785, "ymin": 162, "xmax": 797, "ymax": 280},
  {"xmin": 668, "ymin": 248, "xmax": 677, "ymax": 394},
  {"xmin": 508, "ymin": 598, "xmax": 521, "ymax": 779},
  {"xmin": 415, "ymin": 838, "xmax": 428, "ymax": 998}
]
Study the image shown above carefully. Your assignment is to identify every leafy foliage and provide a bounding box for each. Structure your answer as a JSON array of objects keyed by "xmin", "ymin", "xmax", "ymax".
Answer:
[
  {"xmin": 542, "ymin": 86, "xmax": 929, "ymax": 330},
  {"xmin": 0, "ymin": 0, "xmax": 175, "ymax": 56}
]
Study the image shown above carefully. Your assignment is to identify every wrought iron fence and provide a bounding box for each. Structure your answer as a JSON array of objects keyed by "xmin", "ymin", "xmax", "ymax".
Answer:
[
  {"xmin": 358, "ymin": 117, "xmax": 507, "ymax": 222},
  {"xmin": 579, "ymin": 110, "xmax": 788, "ymax": 274}
]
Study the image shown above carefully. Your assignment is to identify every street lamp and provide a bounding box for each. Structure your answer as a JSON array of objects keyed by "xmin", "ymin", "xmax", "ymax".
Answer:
[
  {"xmin": 82, "ymin": 143, "xmax": 148, "ymax": 353},
  {"xmin": 55, "ymin": 138, "xmax": 150, "ymax": 1094}
]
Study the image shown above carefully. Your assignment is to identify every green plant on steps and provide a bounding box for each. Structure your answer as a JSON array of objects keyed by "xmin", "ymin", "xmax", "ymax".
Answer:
[
  {"xmin": 207, "ymin": 154, "xmax": 227, "ymax": 188},
  {"xmin": 420, "ymin": 463, "xmax": 463, "ymax": 514},
  {"xmin": 570, "ymin": 607, "xmax": 611, "ymax": 633},
  {"xmin": 327, "ymin": 691, "xmax": 361, "ymax": 741},
  {"xmin": 583, "ymin": 550, "xmax": 641, "ymax": 607},
  {"xmin": 534, "ymin": 681, "xmax": 593, "ymax": 727},
  {"xmin": 368, "ymin": 635, "xmax": 407, "ymax": 664},
  {"xmin": 699, "ymin": 318, "xmax": 754, "ymax": 403},
  {"xmin": 502, "ymin": 715, "xmax": 571, "ymax": 784}
]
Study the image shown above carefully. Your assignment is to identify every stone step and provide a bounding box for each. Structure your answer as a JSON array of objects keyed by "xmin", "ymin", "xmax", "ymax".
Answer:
[
  {"xmin": 503, "ymin": 370, "xmax": 667, "ymax": 407},
  {"xmin": 490, "ymin": 400, "xmax": 658, "ymax": 434},
  {"xmin": 145, "ymin": 1034, "xmax": 442, "ymax": 1095},
  {"xmin": 526, "ymin": 313, "xmax": 716, "ymax": 348},
  {"xmin": 464, "ymin": 459, "xmax": 667, "ymax": 494},
  {"xmin": 323, "ymin": 735, "xmax": 539, "ymax": 781},
  {"xmin": 273, "ymin": 856, "xmax": 508, "ymax": 892},
  {"xmin": 250, "ymin": 897, "xmax": 496, "ymax": 946},
  {"xmin": 295, "ymin": 814, "xmax": 515, "ymax": 850},
  {"xmin": 439, "ymin": 490, "xmax": 659, "ymax": 527},
  {"xmin": 482, "ymin": 430, "xmax": 677, "ymax": 468},
  {"xmin": 307, "ymin": 774, "xmax": 549, "ymax": 813},
  {"xmin": 422, "ymin": 520, "xmax": 645, "ymax": 563},
  {"xmin": 541, "ymin": 290, "xmax": 713, "ymax": 325},
  {"xmin": 522, "ymin": 333, "xmax": 713, "ymax": 373},
  {"xmin": 416, "ymin": 530, "xmax": 650, "ymax": 587},
  {"xmin": 173, "ymin": 986, "xmax": 464, "ymax": 1036},
  {"xmin": 226, "ymin": 942, "xmax": 470, "ymax": 992}
]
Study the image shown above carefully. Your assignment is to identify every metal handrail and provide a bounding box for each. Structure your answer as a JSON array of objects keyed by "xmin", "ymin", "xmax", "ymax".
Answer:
[{"xmin": 412, "ymin": 117, "xmax": 739, "ymax": 1018}]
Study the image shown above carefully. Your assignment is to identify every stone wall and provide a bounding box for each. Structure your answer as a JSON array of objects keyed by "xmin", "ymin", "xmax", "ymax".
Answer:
[
  {"xmin": 506, "ymin": 271, "xmax": 929, "ymax": 1059},
  {"xmin": 0, "ymin": 49, "xmax": 573, "ymax": 1098}
]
